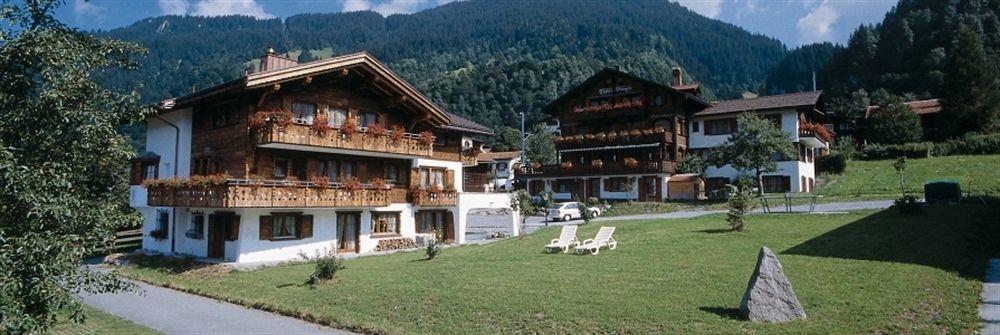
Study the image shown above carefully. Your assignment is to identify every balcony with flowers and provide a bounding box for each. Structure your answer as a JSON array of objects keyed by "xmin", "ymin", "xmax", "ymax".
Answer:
[
  {"xmin": 251, "ymin": 110, "xmax": 435, "ymax": 158},
  {"xmin": 798, "ymin": 121, "xmax": 834, "ymax": 148},
  {"xmin": 144, "ymin": 174, "xmax": 397, "ymax": 208},
  {"xmin": 409, "ymin": 186, "xmax": 458, "ymax": 206},
  {"xmin": 553, "ymin": 127, "xmax": 673, "ymax": 150},
  {"xmin": 519, "ymin": 158, "xmax": 677, "ymax": 177}
]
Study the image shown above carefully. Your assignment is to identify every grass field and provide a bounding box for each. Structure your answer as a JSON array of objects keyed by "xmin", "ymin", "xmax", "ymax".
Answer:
[
  {"xmin": 819, "ymin": 154, "xmax": 1000, "ymax": 198},
  {"xmin": 120, "ymin": 204, "xmax": 999, "ymax": 334},
  {"xmin": 48, "ymin": 303, "xmax": 159, "ymax": 335}
]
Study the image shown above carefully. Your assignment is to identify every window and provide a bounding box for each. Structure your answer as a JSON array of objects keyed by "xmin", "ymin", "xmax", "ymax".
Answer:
[
  {"xmin": 273, "ymin": 214, "xmax": 298, "ymax": 239},
  {"xmin": 691, "ymin": 121, "xmax": 699, "ymax": 133},
  {"xmin": 274, "ymin": 159, "xmax": 289, "ymax": 178},
  {"xmin": 497, "ymin": 162, "xmax": 508, "ymax": 172},
  {"xmin": 321, "ymin": 160, "xmax": 339, "ymax": 180},
  {"xmin": 654, "ymin": 95, "xmax": 664, "ymax": 106},
  {"xmin": 555, "ymin": 179, "xmax": 573, "ymax": 193},
  {"xmin": 156, "ymin": 210, "xmax": 169, "ymax": 232},
  {"xmin": 705, "ymin": 118, "xmax": 737, "ymax": 135},
  {"xmin": 194, "ymin": 157, "xmax": 221, "ymax": 176},
  {"xmin": 417, "ymin": 211, "xmax": 446, "ymax": 234},
  {"xmin": 609, "ymin": 177, "xmax": 629, "ymax": 192},
  {"xmin": 342, "ymin": 161, "xmax": 355, "ymax": 179},
  {"xmin": 360, "ymin": 111, "xmax": 378, "ymax": 127},
  {"xmin": 187, "ymin": 214, "xmax": 205, "ymax": 239},
  {"xmin": 420, "ymin": 168, "xmax": 445, "ymax": 188},
  {"xmin": 292, "ymin": 102, "xmax": 316, "ymax": 124},
  {"xmin": 143, "ymin": 163, "xmax": 157, "ymax": 181},
  {"xmin": 761, "ymin": 176, "xmax": 791, "ymax": 193},
  {"xmin": 329, "ymin": 108, "xmax": 347, "ymax": 128},
  {"xmin": 371, "ymin": 212, "xmax": 400, "ymax": 235},
  {"xmin": 384, "ymin": 165, "xmax": 399, "ymax": 183}
]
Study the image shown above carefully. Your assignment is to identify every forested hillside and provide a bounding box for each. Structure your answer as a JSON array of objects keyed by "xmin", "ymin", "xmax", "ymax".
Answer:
[{"xmin": 100, "ymin": 0, "xmax": 788, "ymax": 131}]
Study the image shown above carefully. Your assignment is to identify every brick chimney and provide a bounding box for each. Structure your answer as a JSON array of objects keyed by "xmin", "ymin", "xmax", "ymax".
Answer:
[
  {"xmin": 258, "ymin": 47, "xmax": 298, "ymax": 73},
  {"xmin": 671, "ymin": 67, "xmax": 684, "ymax": 87}
]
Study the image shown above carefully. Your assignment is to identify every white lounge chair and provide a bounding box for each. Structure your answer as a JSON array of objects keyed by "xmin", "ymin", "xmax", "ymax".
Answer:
[
  {"xmin": 544, "ymin": 225, "xmax": 579, "ymax": 253},
  {"xmin": 575, "ymin": 226, "xmax": 617, "ymax": 255}
]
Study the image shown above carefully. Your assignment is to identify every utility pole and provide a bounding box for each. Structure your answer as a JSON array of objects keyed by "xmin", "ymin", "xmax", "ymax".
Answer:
[{"xmin": 520, "ymin": 111, "xmax": 526, "ymax": 163}]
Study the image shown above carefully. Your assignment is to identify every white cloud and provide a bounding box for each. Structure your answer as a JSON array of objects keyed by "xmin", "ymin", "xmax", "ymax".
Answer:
[
  {"xmin": 191, "ymin": 0, "xmax": 275, "ymax": 19},
  {"xmin": 342, "ymin": 0, "xmax": 372, "ymax": 12},
  {"xmin": 372, "ymin": 0, "xmax": 423, "ymax": 15},
  {"xmin": 796, "ymin": 1, "xmax": 839, "ymax": 44},
  {"xmin": 73, "ymin": 0, "xmax": 104, "ymax": 20},
  {"xmin": 158, "ymin": 0, "xmax": 190, "ymax": 15},
  {"xmin": 674, "ymin": 0, "xmax": 723, "ymax": 19}
]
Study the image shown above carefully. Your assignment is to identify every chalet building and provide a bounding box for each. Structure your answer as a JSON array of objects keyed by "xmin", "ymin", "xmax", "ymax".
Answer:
[
  {"xmin": 689, "ymin": 91, "xmax": 830, "ymax": 195},
  {"xmin": 520, "ymin": 68, "xmax": 711, "ymax": 202},
  {"xmin": 521, "ymin": 68, "xmax": 829, "ymax": 201},
  {"xmin": 129, "ymin": 50, "xmax": 511, "ymax": 264},
  {"xmin": 470, "ymin": 151, "xmax": 522, "ymax": 192},
  {"xmin": 835, "ymin": 98, "xmax": 943, "ymax": 142}
]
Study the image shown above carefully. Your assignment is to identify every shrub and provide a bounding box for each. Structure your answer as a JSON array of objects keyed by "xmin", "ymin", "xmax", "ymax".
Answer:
[
  {"xmin": 860, "ymin": 142, "xmax": 932, "ymax": 160},
  {"xmin": 816, "ymin": 153, "xmax": 847, "ymax": 174},
  {"xmin": 726, "ymin": 183, "xmax": 754, "ymax": 232},
  {"xmin": 832, "ymin": 138, "xmax": 857, "ymax": 160},
  {"xmin": 301, "ymin": 246, "xmax": 345, "ymax": 285},
  {"xmin": 676, "ymin": 154, "xmax": 707, "ymax": 175},
  {"xmin": 425, "ymin": 238, "xmax": 443, "ymax": 260},
  {"xmin": 931, "ymin": 133, "xmax": 1000, "ymax": 156},
  {"xmin": 893, "ymin": 195, "xmax": 922, "ymax": 214}
]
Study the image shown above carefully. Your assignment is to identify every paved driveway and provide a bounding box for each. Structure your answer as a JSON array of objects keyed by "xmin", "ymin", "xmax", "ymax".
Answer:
[{"xmin": 80, "ymin": 277, "xmax": 352, "ymax": 335}]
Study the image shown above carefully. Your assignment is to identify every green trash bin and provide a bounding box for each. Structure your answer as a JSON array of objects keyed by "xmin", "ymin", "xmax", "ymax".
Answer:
[{"xmin": 924, "ymin": 180, "xmax": 961, "ymax": 203}]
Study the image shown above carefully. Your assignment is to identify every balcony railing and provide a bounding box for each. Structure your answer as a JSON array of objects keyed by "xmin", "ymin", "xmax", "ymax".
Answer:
[
  {"xmin": 430, "ymin": 148, "xmax": 481, "ymax": 166},
  {"xmin": 554, "ymin": 128, "xmax": 673, "ymax": 150},
  {"xmin": 146, "ymin": 178, "xmax": 392, "ymax": 208},
  {"xmin": 254, "ymin": 122, "xmax": 434, "ymax": 157},
  {"xmin": 799, "ymin": 122, "xmax": 834, "ymax": 143},
  {"xmin": 411, "ymin": 190, "xmax": 458, "ymax": 206},
  {"xmin": 519, "ymin": 160, "xmax": 677, "ymax": 177}
]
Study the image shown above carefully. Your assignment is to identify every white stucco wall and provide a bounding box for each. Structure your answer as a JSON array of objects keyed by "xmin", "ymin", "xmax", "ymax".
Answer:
[
  {"xmin": 688, "ymin": 109, "xmax": 799, "ymax": 149},
  {"xmin": 145, "ymin": 108, "xmax": 193, "ymax": 179}
]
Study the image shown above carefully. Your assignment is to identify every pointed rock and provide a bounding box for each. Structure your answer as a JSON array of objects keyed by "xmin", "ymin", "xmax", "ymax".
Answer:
[{"xmin": 739, "ymin": 246, "xmax": 807, "ymax": 323}]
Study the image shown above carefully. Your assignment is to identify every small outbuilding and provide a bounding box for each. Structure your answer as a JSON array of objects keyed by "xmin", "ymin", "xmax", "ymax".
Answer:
[{"xmin": 668, "ymin": 173, "xmax": 706, "ymax": 200}]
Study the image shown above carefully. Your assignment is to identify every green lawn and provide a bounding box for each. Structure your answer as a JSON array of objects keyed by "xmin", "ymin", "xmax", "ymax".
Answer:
[
  {"xmin": 47, "ymin": 304, "xmax": 159, "ymax": 335},
  {"xmin": 819, "ymin": 154, "xmax": 1000, "ymax": 198},
  {"xmin": 119, "ymin": 204, "xmax": 999, "ymax": 334}
]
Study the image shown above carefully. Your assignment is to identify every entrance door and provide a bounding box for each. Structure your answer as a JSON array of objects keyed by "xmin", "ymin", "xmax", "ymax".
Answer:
[
  {"xmin": 587, "ymin": 178, "xmax": 600, "ymax": 200},
  {"xmin": 207, "ymin": 216, "xmax": 226, "ymax": 259},
  {"xmin": 646, "ymin": 177, "xmax": 660, "ymax": 202},
  {"xmin": 444, "ymin": 211, "xmax": 455, "ymax": 243},
  {"xmin": 337, "ymin": 213, "xmax": 360, "ymax": 253},
  {"xmin": 638, "ymin": 177, "xmax": 649, "ymax": 202}
]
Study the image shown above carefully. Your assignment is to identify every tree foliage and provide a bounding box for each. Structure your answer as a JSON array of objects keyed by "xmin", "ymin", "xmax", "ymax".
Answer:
[
  {"xmin": 491, "ymin": 126, "xmax": 522, "ymax": 152},
  {"xmin": 676, "ymin": 154, "xmax": 708, "ymax": 176},
  {"xmin": 941, "ymin": 25, "xmax": 1000, "ymax": 136},
  {"xmin": 525, "ymin": 123, "xmax": 556, "ymax": 165},
  {"xmin": 0, "ymin": 1, "xmax": 145, "ymax": 333},
  {"xmin": 863, "ymin": 100, "xmax": 923, "ymax": 145},
  {"xmin": 709, "ymin": 113, "xmax": 796, "ymax": 195}
]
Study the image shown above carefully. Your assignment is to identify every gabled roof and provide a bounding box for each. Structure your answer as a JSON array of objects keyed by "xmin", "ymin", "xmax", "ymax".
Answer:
[
  {"xmin": 542, "ymin": 68, "xmax": 711, "ymax": 114},
  {"xmin": 696, "ymin": 91, "xmax": 824, "ymax": 117},
  {"xmin": 442, "ymin": 112, "xmax": 493, "ymax": 135},
  {"xmin": 864, "ymin": 98, "xmax": 942, "ymax": 118},
  {"xmin": 164, "ymin": 51, "xmax": 453, "ymax": 127}
]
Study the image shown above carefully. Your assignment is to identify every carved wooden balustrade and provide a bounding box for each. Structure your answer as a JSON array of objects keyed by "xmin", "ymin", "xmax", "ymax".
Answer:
[
  {"xmin": 146, "ymin": 179, "xmax": 392, "ymax": 208},
  {"xmin": 410, "ymin": 190, "xmax": 458, "ymax": 206},
  {"xmin": 519, "ymin": 160, "xmax": 677, "ymax": 177},
  {"xmin": 254, "ymin": 122, "xmax": 434, "ymax": 157}
]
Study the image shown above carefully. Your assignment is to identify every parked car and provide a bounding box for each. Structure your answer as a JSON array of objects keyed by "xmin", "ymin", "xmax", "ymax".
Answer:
[{"xmin": 547, "ymin": 202, "xmax": 602, "ymax": 221}]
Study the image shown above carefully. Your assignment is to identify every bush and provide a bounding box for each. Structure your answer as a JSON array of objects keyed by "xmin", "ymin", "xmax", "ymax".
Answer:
[
  {"xmin": 931, "ymin": 133, "xmax": 1000, "ymax": 156},
  {"xmin": 893, "ymin": 195, "xmax": 922, "ymax": 214},
  {"xmin": 301, "ymin": 246, "xmax": 345, "ymax": 285},
  {"xmin": 816, "ymin": 153, "xmax": 847, "ymax": 174},
  {"xmin": 425, "ymin": 240, "xmax": 443, "ymax": 260},
  {"xmin": 860, "ymin": 142, "xmax": 932, "ymax": 160},
  {"xmin": 726, "ymin": 183, "xmax": 754, "ymax": 232}
]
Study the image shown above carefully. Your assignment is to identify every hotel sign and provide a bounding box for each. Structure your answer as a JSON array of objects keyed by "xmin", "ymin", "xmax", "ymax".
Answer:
[{"xmin": 598, "ymin": 85, "xmax": 633, "ymax": 95}]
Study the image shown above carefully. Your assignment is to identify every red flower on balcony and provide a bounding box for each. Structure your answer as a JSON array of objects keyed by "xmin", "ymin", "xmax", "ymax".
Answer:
[
  {"xmin": 340, "ymin": 118, "xmax": 359, "ymax": 137},
  {"xmin": 369, "ymin": 177, "xmax": 388, "ymax": 190},
  {"xmin": 560, "ymin": 161, "xmax": 574, "ymax": 170},
  {"xmin": 418, "ymin": 131, "xmax": 436, "ymax": 146},
  {"xmin": 249, "ymin": 110, "xmax": 293, "ymax": 129},
  {"xmin": 624, "ymin": 157, "xmax": 639, "ymax": 168},
  {"xmin": 341, "ymin": 177, "xmax": 362, "ymax": 191},
  {"xmin": 311, "ymin": 113, "xmax": 331, "ymax": 136},
  {"xmin": 368, "ymin": 122, "xmax": 388, "ymax": 137},
  {"xmin": 310, "ymin": 176, "xmax": 330, "ymax": 189},
  {"xmin": 390, "ymin": 125, "xmax": 406, "ymax": 143}
]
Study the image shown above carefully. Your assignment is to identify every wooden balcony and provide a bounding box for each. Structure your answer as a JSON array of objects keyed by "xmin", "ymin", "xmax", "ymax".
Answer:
[
  {"xmin": 431, "ymin": 148, "xmax": 481, "ymax": 166},
  {"xmin": 411, "ymin": 190, "xmax": 458, "ymax": 206},
  {"xmin": 146, "ymin": 179, "xmax": 392, "ymax": 208},
  {"xmin": 554, "ymin": 129, "xmax": 673, "ymax": 150},
  {"xmin": 254, "ymin": 122, "xmax": 434, "ymax": 157},
  {"xmin": 520, "ymin": 160, "xmax": 677, "ymax": 177}
]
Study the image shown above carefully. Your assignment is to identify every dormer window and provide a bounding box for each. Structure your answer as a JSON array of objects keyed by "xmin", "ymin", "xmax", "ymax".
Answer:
[{"xmin": 292, "ymin": 102, "xmax": 316, "ymax": 124}]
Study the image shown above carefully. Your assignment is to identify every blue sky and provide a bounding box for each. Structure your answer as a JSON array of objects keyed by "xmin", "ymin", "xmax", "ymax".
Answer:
[{"xmin": 56, "ymin": 0, "xmax": 899, "ymax": 47}]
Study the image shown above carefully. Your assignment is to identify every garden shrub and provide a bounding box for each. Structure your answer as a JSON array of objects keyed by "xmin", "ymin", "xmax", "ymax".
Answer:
[
  {"xmin": 861, "ymin": 142, "xmax": 932, "ymax": 160},
  {"xmin": 425, "ymin": 240, "xmax": 443, "ymax": 260},
  {"xmin": 726, "ymin": 181, "xmax": 754, "ymax": 232},
  {"xmin": 931, "ymin": 133, "xmax": 1000, "ymax": 156},
  {"xmin": 816, "ymin": 152, "xmax": 847, "ymax": 174},
  {"xmin": 301, "ymin": 246, "xmax": 345, "ymax": 285}
]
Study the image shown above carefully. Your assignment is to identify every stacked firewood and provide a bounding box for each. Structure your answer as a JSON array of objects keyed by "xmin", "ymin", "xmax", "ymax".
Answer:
[{"xmin": 374, "ymin": 238, "xmax": 418, "ymax": 252}]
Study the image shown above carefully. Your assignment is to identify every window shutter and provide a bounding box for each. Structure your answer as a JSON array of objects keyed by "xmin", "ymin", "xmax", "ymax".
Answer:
[
  {"xmin": 414, "ymin": 211, "xmax": 423, "ymax": 233},
  {"xmin": 259, "ymin": 216, "xmax": 273, "ymax": 240},
  {"xmin": 444, "ymin": 211, "xmax": 455, "ymax": 241},
  {"xmin": 410, "ymin": 168, "xmax": 421, "ymax": 188},
  {"xmin": 227, "ymin": 215, "xmax": 240, "ymax": 241},
  {"xmin": 298, "ymin": 215, "xmax": 313, "ymax": 239},
  {"xmin": 445, "ymin": 169, "xmax": 455, "ymax": 189}
]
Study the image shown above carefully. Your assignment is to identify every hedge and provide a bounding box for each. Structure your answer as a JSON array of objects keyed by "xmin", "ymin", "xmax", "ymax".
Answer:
[
  {"xmin": 859, "ymin": 133, "xmax": 1000, "ymax": 160},
  {"xmin": 816, "ymin": 153, "xmax": 847, "ymax": 174}
]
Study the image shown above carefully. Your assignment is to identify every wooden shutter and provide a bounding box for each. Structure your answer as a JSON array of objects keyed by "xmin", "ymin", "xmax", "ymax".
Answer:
[
  {"xmin": 259, "ymin": 215, "xmax": 273, "ymax": 240},
  {"xmin": 410, "ymin": 168, "xmax": 421, "ymax": 188},
  {"xmin": 444, "ymin": 211, "xmax": 455, "ymax": 242},
  {"xmin": 298, "ymin": 215, "xmax": 313, "ymax": 239},
  {"xmin": 655, "ymin": 177, "xmax": 663, "ymax": 201},
  {"xmin": 414, "ymin": 211, "xmax": 423, "ymax": 233},
  {"xmin": 445, "ymin": 169, "xmax": 455, "ymax": 189},
  {"xmin": 226, "ymin": 215, "xmax": 240, "ymax": 241}
]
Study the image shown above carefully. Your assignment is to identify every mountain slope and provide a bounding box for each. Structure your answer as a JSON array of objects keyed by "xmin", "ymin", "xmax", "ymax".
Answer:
[{"xmin": 101, "ymin": 0, "xmax": 788, "ymax": 130}]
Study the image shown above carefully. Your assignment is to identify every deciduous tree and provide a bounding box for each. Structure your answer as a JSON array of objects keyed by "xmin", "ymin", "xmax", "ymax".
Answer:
[
  {"xmin": 709, "ymin": 113, "xmax": 796, "ymax": 196},
  {"xmin": 0, "ymin": 1, "xmax": 146, "ymax": 333},
  {"xmin": 525, "ymin": 123, "xmax": 556, "ymax": 165}
]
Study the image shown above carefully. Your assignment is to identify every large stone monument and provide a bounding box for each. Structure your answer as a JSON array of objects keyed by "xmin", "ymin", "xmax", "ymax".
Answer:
[{"xmin": 739, "ymin": 246, "xmax": 807, "ymax": 323}]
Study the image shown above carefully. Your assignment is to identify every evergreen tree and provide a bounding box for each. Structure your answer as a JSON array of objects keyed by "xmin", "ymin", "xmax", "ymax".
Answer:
[
  {"xmin": 297, "ymin": 49, "xmax": 316, "ymax": 63},
  {"xmin": 0, "ymin": 1, "xmax": 144, "ymax": 333},
  {"xmin": 942, "ymin": 26, "xmax": 1000, "ymax": 135},
  {"xmin": 525, "ymin": 123, "xmax": 556, "ymax": 164}
]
